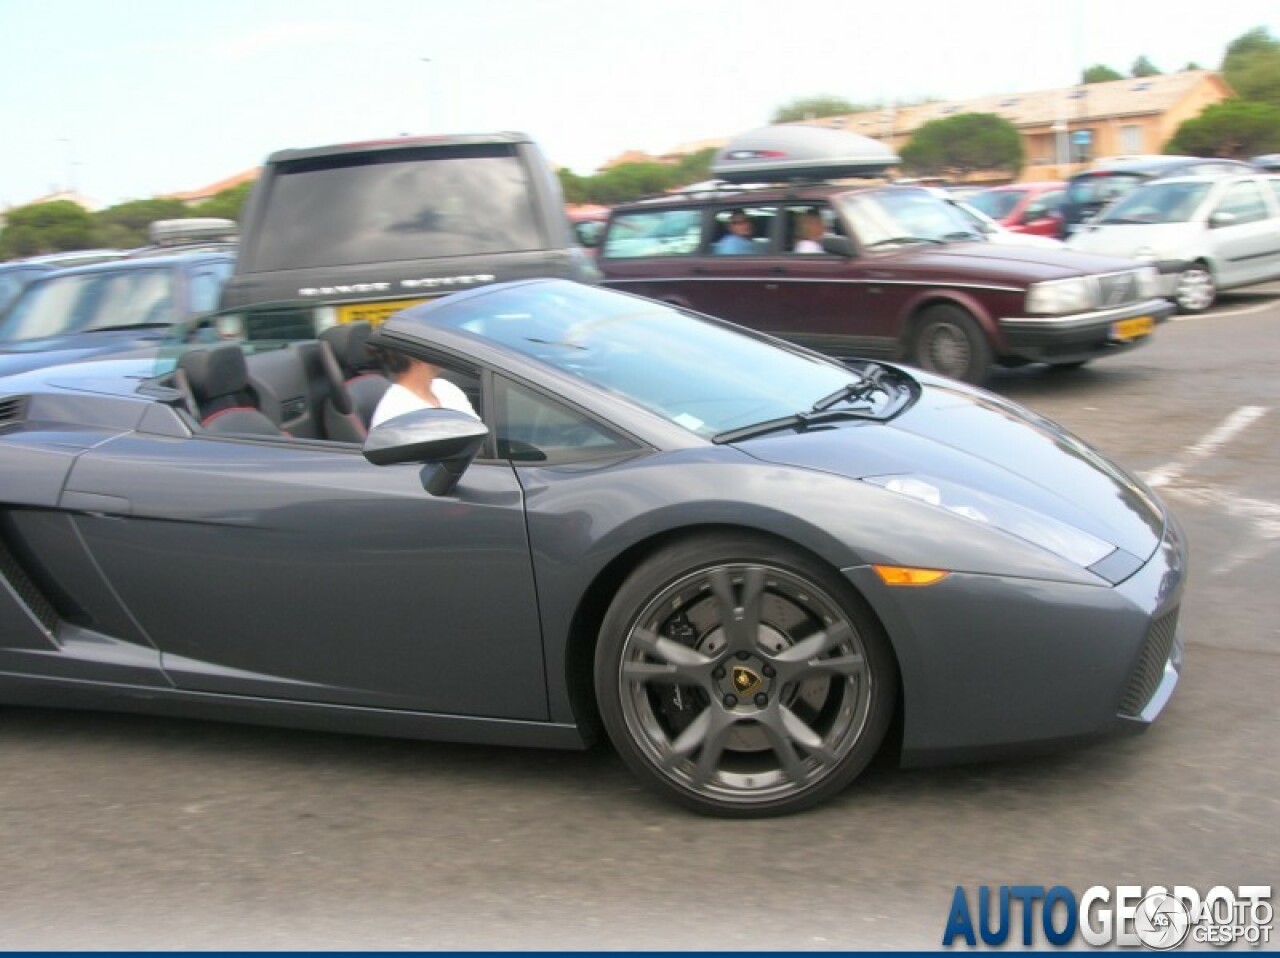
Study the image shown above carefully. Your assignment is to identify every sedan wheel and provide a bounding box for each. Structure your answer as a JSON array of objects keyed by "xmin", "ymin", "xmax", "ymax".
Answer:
[
  {"xmin": 596, "ymin": 535, "xmax": 897, "ymax": 817},
  {"xmin": 1174, "ymin": 265, "xmax": 1216, "ymax": 313},
  {"xmin": 911, "ymin": 305, "xmax": 993, "ymax": 384}
]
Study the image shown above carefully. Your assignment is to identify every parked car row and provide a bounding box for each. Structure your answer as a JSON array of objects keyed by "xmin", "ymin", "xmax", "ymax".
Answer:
[{"xmin": 1066, "ymin": 171, "xmax": 1280, "ymax": 312}]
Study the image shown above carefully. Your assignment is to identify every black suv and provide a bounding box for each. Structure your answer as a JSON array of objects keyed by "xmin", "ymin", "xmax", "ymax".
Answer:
[{"xmin": 220, "ymin": 132, "xmax": 598, "ymax": 323}]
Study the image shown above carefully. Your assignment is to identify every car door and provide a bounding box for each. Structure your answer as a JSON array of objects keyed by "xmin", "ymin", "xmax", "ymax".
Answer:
[
  {"xmin": 730, "ymin": 203, "xmax": 870, "ymax": 351},
  {"xmin": 61, "ymin": 429, "xmax": 548, "ymax": 720},
  {"xmin": 1208, "ymin": 178, "xmax": 1279, "ymax": 288}
]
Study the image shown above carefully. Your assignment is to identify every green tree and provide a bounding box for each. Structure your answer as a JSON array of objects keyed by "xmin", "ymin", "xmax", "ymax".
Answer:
[
  {"xmin": 191, "ymin": 181, "xmax": 255, "ymax": 221},
  {"xmin": 1222, "ymin": 26, "xmax": 1280, "ymax": 107},
  {"xmin": 1082, "ymin": 64, "xmax": 1124, "ymax": 83},
  {"xmin": 1131, "ymin": 56, "xmax": 1162, "ymax": 77},
  {"xmin": 587, "ymin": 162, "xmax": 682, "ymax": 205},
  {"xmin": 93, "ymin": 197, "xmax": 190, "ymax": 249},
  {"xmin": 1165, "ymin": 100, "xmax": 1280, "ymax": 157},
  {"xmin": 771, "ymin": 95, "xmax": 865, "ymax": 123},
  {"xmin": 557, "ymin": 167, "xmax": 590, "ymax": 205},
  {"xmin": 1223, "ymin": 25, "xmax": 1279, "ymax": 62},
  {"xmin": 0, "ymin": 200, "xmax": 96, "ymax": 258},
  {"xmin": 1183, "ymin": 61, "xmax": 1202, "ymax": 71},
  {"xmin": 899, "ymin": 113, "xmax": 1024, "ymax": 177},
  {"xmin": 672, "ymin": 147, "xmax": 716, "ymax": 184}
]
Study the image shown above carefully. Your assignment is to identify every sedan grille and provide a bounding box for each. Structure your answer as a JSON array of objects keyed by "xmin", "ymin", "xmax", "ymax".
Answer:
[
  {"xmin": 1096, "ymin": 271, "xmax": 1141, "ymax": 309},
  {"xmin": 1118, "ymin": 608, "xmax": 1179, "ymax": 716}
]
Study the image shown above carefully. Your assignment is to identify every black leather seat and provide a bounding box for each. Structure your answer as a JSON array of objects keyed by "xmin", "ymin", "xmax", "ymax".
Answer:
[
  {"xmin": 320, "ymin": 322, "xmax": 390, "ymax": 433},
  {"xmin": 177, "ymin": 345, "xmax": 284, "ymax": 436}
]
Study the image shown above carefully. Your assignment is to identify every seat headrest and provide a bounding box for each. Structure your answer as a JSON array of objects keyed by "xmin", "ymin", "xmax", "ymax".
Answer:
[
  {"xmin": 320, "ymin": 322, "xmax": 377, "ymax": 377},
  {"xmin": 178, "ymin": 345, "xmax": 249, "ymax": 402}
]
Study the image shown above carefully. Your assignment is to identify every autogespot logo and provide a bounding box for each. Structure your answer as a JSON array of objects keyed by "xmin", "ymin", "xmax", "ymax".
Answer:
[{"xmin": 942, "ymin": 884, "xmax": 1273, "ymax": 949}]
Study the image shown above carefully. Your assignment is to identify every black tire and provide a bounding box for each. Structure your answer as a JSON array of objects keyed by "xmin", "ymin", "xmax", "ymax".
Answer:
[
  {"xmin": 594, "ymin": 533, "xmax": 898, "ymax": 817},
  {"xmin": 910, "ymin": 304, "xmax": 993, "ymax": 384},
  {"xmin": 1174, "ymin": 263, "xmax": 1216, "ymax": 313}
]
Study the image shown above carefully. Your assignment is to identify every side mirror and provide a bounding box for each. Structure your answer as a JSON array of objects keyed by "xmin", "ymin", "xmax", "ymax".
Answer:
[
  {"xmin": 362, "ymin": 409, "xmax": 489, "ymax": 496},
  {"xmin": 1209, "ymin": 210, "xmax": 1238, "ymax": 229},
  {"xmin": 821, "ymin": 235, "xmax": 855, "ymax": 257}
]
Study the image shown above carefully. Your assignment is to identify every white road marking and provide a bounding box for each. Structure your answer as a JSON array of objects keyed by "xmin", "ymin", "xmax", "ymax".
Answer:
[
  {"xmin": 1141, "ymin": 406, "xmax": 1275, "ymax": 575},
  {"xmin": 1143, "ymin": 406, "xmax": 1269, "ymax": 489}
]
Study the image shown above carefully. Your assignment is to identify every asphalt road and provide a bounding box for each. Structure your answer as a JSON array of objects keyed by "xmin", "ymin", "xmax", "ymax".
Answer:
[{"xmin": 2, "ymin": 286, "xmax": 1278, "ymax": 950}]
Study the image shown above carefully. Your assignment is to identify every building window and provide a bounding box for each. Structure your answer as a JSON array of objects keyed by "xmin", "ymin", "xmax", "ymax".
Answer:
[{"xmin": 1120, "ymin": 125, "xmax": 1143, "ymax": 154}]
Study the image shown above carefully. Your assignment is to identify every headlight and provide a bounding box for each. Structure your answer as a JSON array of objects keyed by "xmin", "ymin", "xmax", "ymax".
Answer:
[
  {"xmin": 864, "ymin": 474, "xmax": 1115, "ymax": 568},
  {"xmin": 1135, "ymin": 265, "xmax": 1159, "ymax": 298},
  {"xmin": 1025, "ymin": 276, "xmax": 1094, "ymax": 315}
]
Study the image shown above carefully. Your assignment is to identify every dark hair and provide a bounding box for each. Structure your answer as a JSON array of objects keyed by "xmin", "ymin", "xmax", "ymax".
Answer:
[{"xmin": 369, "ymin": 343, "xmax": 411, "ymax": 375}]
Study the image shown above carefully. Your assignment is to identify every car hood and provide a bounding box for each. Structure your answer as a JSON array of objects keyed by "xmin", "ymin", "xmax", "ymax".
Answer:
[
  {"xmin": 885, "ymin": 243, "xmax": 1140, "ymax": 284},
  {"xmin": 0, "ymin": 331, "xmax": 166, "ymax": 378},
  {"xmin": 1067, "ymin": 222, "xmax": 1199, "ymax": 259},
  {"xmin": 735, "ymin": 372, "xmax": 1165, "ymax": 563}
]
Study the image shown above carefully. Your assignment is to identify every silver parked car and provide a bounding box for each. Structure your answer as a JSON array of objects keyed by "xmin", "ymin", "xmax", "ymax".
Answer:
[{"xmin": 1066, "ymin": 173, "xmax": 1280, "ymax": 312}]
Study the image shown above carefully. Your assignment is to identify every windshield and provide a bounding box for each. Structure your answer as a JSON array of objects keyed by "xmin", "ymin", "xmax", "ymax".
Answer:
[
  {"xmin": 424, "ymin": 281, "xmax": 861, "ymax": 438},
  {"xmin": 968, "ymin": 189, "xmax": 1025, "ymax": 220},
  {"xmin": 1067, "ymin": 172, "xmax": 1146, "ymax": 206},
  {"xmin": 837, "ymin": 188, "xmax": 982, "ymax": 247},
  {"xmin": 1097, "ymin": 181, "xmax": 1214, "ymax": 224},
  {"xmin": 0, "ymin": 268, "xmax": 175, "ymax": 344}
]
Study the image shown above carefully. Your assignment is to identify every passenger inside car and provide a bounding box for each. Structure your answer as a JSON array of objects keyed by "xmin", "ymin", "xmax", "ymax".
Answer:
[
  {"xmin": 713, "ymin": 209, "xmax": 758, "ymax": 254},
  {"xmin": 793, "ymin": 211, "xmax": 826, "ymax": 253}
]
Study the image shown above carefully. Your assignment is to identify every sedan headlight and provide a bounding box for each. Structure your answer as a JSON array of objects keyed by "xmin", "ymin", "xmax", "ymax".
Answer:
[
  {"xmin": 1025, "ymin": 276, "xmax": 1094, "ymax": 315},
  {"xmin": 864, "ymin": 474, "xmax": 1115, "ymax": 568}
]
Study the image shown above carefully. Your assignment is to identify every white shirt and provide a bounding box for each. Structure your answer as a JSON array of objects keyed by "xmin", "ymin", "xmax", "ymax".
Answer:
[
  {"xmin": 793, "ymin": 238, "xmax": 823, "ymax": 253},
  {"xmin": 370, "ymin": 380, "xmax": 478, "ymax": 427}
]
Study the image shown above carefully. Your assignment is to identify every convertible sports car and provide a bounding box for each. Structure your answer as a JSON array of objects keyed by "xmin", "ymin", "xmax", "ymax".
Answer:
[{"xmin": 0, "ymin": 279, "xmax": 1185, "ymax": 816}]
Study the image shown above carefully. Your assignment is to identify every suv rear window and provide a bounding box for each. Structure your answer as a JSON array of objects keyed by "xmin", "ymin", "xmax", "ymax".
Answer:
[{"xmin": 243, "ymin": 144, "xmax": 546, "ymax": 272}]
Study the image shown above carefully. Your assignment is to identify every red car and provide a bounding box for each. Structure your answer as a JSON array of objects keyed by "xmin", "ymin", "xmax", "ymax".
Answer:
[{"xmin": 967, "ymin": 182, "xmax": 1066, "ymax": 238}]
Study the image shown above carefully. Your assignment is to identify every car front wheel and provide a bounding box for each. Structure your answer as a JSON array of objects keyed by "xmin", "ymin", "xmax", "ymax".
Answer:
[
  {"xmin": 595, "ymin": 534, "xmax": 897, "ymax": 817},
  {"xmin": 1174, "ymin": 264, "xmax": 1216, "ymax": 313},
  {"xmin": 911, "ymin": 304, "xmax": 993, "ymax": 384}
]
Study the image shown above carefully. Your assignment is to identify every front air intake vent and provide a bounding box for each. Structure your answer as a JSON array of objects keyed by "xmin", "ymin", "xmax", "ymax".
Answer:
[{"xmin": 0, "ymin": 395, "xmax": 29, "ymax": 426}]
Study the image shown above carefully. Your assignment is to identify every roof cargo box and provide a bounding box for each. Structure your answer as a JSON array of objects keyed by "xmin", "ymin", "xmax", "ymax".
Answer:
[{"xmin": 711, "ymin": 125, "xmax": 899, "ymax": 184}]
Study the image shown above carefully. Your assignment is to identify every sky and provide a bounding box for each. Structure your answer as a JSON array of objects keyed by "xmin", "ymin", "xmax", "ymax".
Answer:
[{"xmin": 1, "ymin": 0, "xmax": 1276, "ymax": 209}]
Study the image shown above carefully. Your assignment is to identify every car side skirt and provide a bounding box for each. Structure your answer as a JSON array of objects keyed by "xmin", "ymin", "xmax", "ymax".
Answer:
[{"xmin": 0, "ymin": 672, "xmax": 589, "ymax": 751}]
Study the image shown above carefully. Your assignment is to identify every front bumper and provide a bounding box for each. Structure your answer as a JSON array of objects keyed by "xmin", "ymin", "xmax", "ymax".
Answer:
[
  {"xmin": 997, "ymin": 297, "xmax": 1174, "ymax": 365},
  {"xmin": 846, "ymin": 512, "xmax": 1187, "ymax": 767}
]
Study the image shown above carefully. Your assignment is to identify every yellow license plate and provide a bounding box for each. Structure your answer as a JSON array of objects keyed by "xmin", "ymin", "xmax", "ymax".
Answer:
[
  {"xmin": 1110, "ymin": 315, "xmax": 1155, "ymax": 342},
  {"xmin": 336, "ymin": 298, "xmax": 428, "ymax": 326}
]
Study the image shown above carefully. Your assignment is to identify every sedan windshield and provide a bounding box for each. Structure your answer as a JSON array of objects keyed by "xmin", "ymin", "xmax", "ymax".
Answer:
[
  {"xmin": 837, "ymin": 188, "xmax": 982, "ymax": 247},
  {"xmin": 1097, "ymin": 181, "xmax": 1214, "ymax": 225},
  {"xmin": 424, "ymin": 281, "xmax": 872, "ymax": 438},
  {"xmin": 968, "ymin": 189, "xmax": 1026, "ymax": 220}
]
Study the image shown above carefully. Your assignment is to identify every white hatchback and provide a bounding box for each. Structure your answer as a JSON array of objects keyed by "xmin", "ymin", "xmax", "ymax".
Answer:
[{"xmin": 1066, "ymin": 173, "xmax": 1280, "ymax": 312}]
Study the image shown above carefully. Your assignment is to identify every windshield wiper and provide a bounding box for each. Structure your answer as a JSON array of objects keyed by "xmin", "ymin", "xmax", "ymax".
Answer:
[
  {"xmin": 85, "ymin": 322, "xmax": 175, "ymax": 334},
  {"xmin": 811, "ymin": 368, "xmax": 887, "ymax": 412},
  {"xmin": 942, "ymin": 231, "xmax": 984, "ymax": 242},
  {"xmin": 713, "ymin": 406, "xmax": 882, "ymax": 444},
  {"xmin": 863, "ymin": 236, "xmax": 945, "ymax": 250}
]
